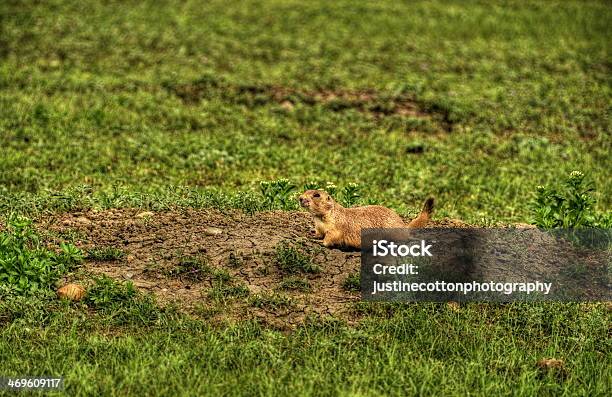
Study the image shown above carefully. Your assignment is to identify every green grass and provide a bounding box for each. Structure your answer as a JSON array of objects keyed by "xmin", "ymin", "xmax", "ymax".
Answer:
[
  {"xmin": 343, "ymin": 273, "xmax": 361, "ymax": 292},
  {"xmin": 207, "ymin": 282, "xmax": 250, "ymax": 303},
  {"xmin": 0, "ymin": 0, "xmax": 610, "ymax": 395},
  {"xmin": 87, "ymin": 246, "xmax": 126, "ymax": 261},
  {"xmin": 0, "ymin": 216, "xmax": 82, "ymax": 294},
  {"xmin": 278, "ymin": 277, "xmax": 312, "ymax": 292},
  {"xmin": 250, "ymin": 292, "xmax": 295, "ymax": 311},
  {"xmin": 275, "ymin": 240, "xmax": 322, "ymax": 274},
  {"xmin": 0, "ymin": 298, "xmax": 609, "ymax": 396},
  {"xmin": 1, "ymin": 0, "xmax": 610, "ymax": 223}
]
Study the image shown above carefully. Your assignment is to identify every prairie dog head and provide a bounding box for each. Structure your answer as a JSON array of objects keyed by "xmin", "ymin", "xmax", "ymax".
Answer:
[{"xmin": 299, "ymin": 189, "xmax": 335, "ymax": 216}]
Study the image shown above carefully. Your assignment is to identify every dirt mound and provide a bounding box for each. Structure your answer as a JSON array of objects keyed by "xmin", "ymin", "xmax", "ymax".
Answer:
[
  {"xmin": 39, "ymin": 210, "xmax": 469, "ymax": 328},
  {"xmin": 164, "ymin": 77, "xmax": 454, "ymax": 131}
]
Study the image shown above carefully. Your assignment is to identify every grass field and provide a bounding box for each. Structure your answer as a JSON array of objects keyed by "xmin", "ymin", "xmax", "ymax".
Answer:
[{"xmin": 1, "ymin": 0, "xmax": 611, "ymax": 395}]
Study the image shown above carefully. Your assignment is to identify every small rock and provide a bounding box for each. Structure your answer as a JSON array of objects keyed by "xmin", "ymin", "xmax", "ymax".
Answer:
[
  {"xmin": 280, "ymin": 100, "xmax": 294, "ymax": 110},
  {"xmin": 75, "ymin": 216, "xmax": 92, "ymax": 225},
  {"xmin": 57, "ymin": 283, "xmax": 86, "ymax": 301},
  {"xmin": 136, "ymin": 211, "xmax": 155, "ymax": 219},
  {"xmin": 133, "ymin": 280, "xmax": 156, "ymax": 288},
  {"xmin": 124, "ymin": 272, "xmax": 134, "ymax": 279},
  {"xmin": 204, "ymin": 227, "xmax": 223, "ymax": 236}
]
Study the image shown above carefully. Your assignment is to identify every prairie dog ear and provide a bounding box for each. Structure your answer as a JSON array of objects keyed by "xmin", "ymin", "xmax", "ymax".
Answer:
[{"xmin": 327, "ymin": 196, "xmax": 331, "ymax": 201}]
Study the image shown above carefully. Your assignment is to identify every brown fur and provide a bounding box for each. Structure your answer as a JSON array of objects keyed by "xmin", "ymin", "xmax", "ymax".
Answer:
[{"xmin": 299, "ymin": 190, "xmax": 434, "ymax": 249}]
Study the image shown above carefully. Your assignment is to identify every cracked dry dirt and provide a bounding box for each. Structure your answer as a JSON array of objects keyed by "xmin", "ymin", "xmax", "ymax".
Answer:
[{"xmin": 39, "ymin": 209, "xmax": 469, "ymax": 328}]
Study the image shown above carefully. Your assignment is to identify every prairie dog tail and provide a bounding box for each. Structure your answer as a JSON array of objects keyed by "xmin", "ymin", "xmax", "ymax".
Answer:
[{"xmin": 407, "ymin": 197, "xmax": 434, "ymax": 228}]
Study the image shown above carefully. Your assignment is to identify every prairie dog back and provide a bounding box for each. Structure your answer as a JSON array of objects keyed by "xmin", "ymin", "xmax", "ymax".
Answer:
[{"xmin": 299, "ymin": 190, "xmax": 435, "ymax": 249}]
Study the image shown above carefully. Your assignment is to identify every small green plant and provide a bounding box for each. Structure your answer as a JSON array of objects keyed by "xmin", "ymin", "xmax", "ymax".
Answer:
[
  {"xmin": 87, "ymin": 246, "xmax": 126, "ymax": 261},
  {"xmin": 86, "ymin": 275, "xmax": 137, "ymax": 308},
  {"xmin": 340, "ymin": 183, "xmax": 361, "ymax": 207},
  {"xmin": 193, "ymin": 302, "xmax": 222, "ymax": 319},
  {"xmin": 228, "ymin": 252, "xmax": 243, "ymax": 268},
  {"xmin": 278, "ymin": 277, "xmax": 312, "ymax": 292},
  {"xmin": 260, "ymin": 179, "xmax": 297, "ymax": 210},
  {"xmin": 0, "ymin": 216, "xmax": 82, "ymax": 294},
  {"xmin": 275, "ymin": 240, "xmax": 321, "ymax": 274},
  {"xmin": 207, "ymin": 282, "xmax": 250, "ymax": 302},
  {"xmin": 212, "ymin": 268, "xmax": 233, "ymax": 284},
  {"xmin": 250, "ymin": 292, "xmax": 294, "ymax": 310},
  {"xmin": 530, "ymin": 171, "xmax": 610, "ymax": 228},
  {"xmin": 166, "ymin": 256, "xmax": 212, "ymax": 282},
  {"xmin": 343, "ymin": 273, "xmax": 361, "ymax": 292},
  {"xmin": 85, "ymin": 275, "xmax": 160, "ymax": 325},
  {"xmin": 324, "ymin": 182, "xmax": 337, "ymax": 197},
  {"xmin": 51, "ymin": 228, "xmax": 87, "ymax": 243}
]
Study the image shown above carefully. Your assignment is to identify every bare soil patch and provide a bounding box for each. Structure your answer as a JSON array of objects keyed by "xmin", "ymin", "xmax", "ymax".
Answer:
[
  {"xmin": 165, "ymin": 77, "xmax": 453, "ymax": 131},
  {"xmin": 38, "ymin": 210, "xmax": 469, "ymax": 328}
]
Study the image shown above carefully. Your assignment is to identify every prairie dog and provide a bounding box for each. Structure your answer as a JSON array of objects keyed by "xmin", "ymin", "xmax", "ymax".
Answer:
[{"xmin": 299, "ymin": 190, "xmax": 434, "ymax": 249}]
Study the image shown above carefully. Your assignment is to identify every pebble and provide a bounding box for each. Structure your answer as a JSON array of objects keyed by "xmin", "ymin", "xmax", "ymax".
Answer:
[
  {"xmin": 203, "ymin": 227, "xmax": 223, "ymax": 236},
  {"xmin": 75, "ymin": 216, "xmax": 92, "ymax": 225},
  {"xmin": 280, "ymin": 100, "xmax": 294, "ymax": 110},
  {"xmin": 133, "ymin": 280, "xmax": 156, "ymax": 288}
]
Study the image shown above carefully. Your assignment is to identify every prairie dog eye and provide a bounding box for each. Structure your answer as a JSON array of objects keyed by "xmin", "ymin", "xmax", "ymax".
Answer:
[{"xmin": 313, "ymin": 193, "xmax": 320, "ymax": 198}]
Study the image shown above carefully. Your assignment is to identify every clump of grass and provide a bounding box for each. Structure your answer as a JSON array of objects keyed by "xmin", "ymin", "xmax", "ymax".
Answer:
[
  {"xmin": 275, "ymin": 240, "xmax": 321, "ymax": 274},
  {"xmin": 255, "ymin": 264, "xmax": 271, "ymax": 276},
  {"xmin": 212, "ymin": 268, "xmax": 232, "ymax": 283},
  {"xmin": 207, "ymin": 282, "xmax": 250, "ymax": 302},
  {"xmin": 166, "ymin": 256, "xmax": 212, "ymax": 282},
  {"xmin": 85, "ymin": 275, "xmax": 159, "ymax": 325},
  {"xmin": 250, "ymin": 292, "xmax": 294, "ymax": 310},
  {"xmin": 278, "ymin": 277, "xmax": 312, "ymax": 292},
  {"xmin": 48, "ymin": 228, "xmax": 86, "ymax": 244},
  {"xmin": 227, "ymin": 252, "xmax": 243, "ymax": 268},
  {"xmin": 192, "ymin": 302, "xmax": 222, "ymax": 319},
  {"xmin": 86, "ymin": 275, "xmax": 137, "ymax": 308},
  {"xmin": 87, "ymin": 246, "xmax": 126, "ymax": 261},
  {"xmin": 530, "ymin": 171, "xmax": 611, "ymax": 228},
  {"xmin": 167, "ymin": 256, "xmax": 234, "ymax": 284},
  {"xmin": 0, "ymin": 216, "xmax": 82, "ymax": 295},
  {"xmin": 343, "ymin": 273, "xmax": 360, "ymax": 292}
]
